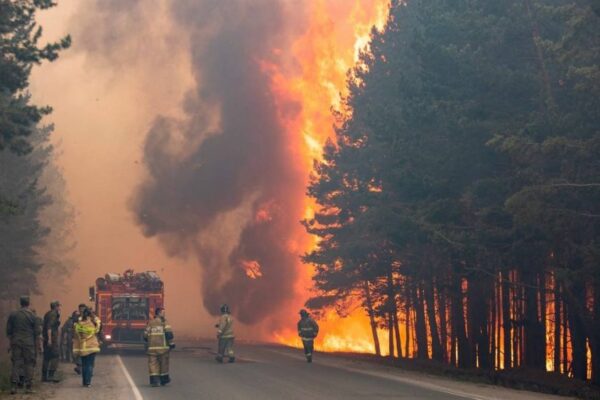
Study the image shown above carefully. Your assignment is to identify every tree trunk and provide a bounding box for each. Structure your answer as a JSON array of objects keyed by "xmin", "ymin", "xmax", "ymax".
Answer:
[
  {"xmin": 567, "ymin": 282, "xmax": 588, "ymax": 380},
  {"xmin": 523, "ymin": 268, "xmax": 545, "ymax": 370},
  {"xmin": 364, "ymin": 281, "xmax": 381, "ymax": 357},
  {"xmin": 386, "ymin": 267, "xmax": 398, "ymax": 358},
  {"xmin": 502, "ymin": 271, "xmax": 512, "ymax": 369},
  {"xmin": 452, "ymin": 274, "xmax": 471, "ymax": 368},
  {"xmin": 468, "ymin": 274, "xmax": 490, "ymax": 369},
  {"xmin": 554, "ymin": 278, "xmax": 561, "ymax": 372},
  {"xmin": 438, "ymin": 277, "xmax": 448, "ymax": 363},
  {"xmin": 425, "ymin": 278, "xmax": 444, "ymax": 361},
  {"xmin": 591, "ymin": 279, "xmax": 600, "ymax": 385},
  {"xmin": 393, "ymin": 307, "xmax": 402, "ymax": 358},
  {"xmin": 405, "ymin": 282, "xmax": 411, "ymax": 358},
  {"xmin": 415, "ymin": 282, "xmax": 429, "ymax": 359}
]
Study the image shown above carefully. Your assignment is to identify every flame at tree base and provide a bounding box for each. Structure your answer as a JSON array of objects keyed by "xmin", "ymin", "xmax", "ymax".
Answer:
[
  {"xmin": 269, "ymin": 0, "xmax": 390, "ymax": 356},
  {"xmin": 275, "ymin": 308, "xmax": 389, "ymax": 356}
]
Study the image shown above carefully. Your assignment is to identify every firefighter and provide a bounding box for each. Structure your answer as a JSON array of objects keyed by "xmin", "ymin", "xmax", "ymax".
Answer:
[
  {"xmin": 42, "ymin": 300, "xmax": 61, "ymax": 382},
  {"xmin": 73, "ymin": 303, "xmax": 87, "ymax": 375},
  {"xmin": 144, "ymin": 307, "xmax": 175, "ymax": 387},
  {"xmin": 73, "ymin": 307, "xmax": 101, "ymax": 387},
  {"xmin": 5, "ymin": 296, "xmax": 42, "ymax": 395},
  {"xmin": 215, "ymin": 304, "xmax": 235, "ymax": 363},
  {"xmin": 297, "ymin": 309, "xmax": 319, "ymax": 363},
  {"xmin": 60, "ymin": 311, "xmax": 78, "ymax": 363}
]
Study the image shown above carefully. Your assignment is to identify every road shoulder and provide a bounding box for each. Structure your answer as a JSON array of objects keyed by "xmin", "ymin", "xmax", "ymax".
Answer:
[{"xmin": 14, "ymin": 355, "xmax": 136, "ymax": 400}]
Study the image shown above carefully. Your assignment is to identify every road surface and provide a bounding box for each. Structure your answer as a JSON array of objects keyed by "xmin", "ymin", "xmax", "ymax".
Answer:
[{"xmin": 25, "ymin": 341, "xmax": 574, "ymax": 400}]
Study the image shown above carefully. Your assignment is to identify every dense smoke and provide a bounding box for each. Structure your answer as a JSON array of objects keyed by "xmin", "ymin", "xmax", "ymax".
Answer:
[{"xmin": 133, "ymin": 1, "xmax": 307, "ymax": 325}]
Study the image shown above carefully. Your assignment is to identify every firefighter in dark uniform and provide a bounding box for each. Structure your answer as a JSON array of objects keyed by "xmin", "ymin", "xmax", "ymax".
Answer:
[
  {"xmin": 42, "ymin": 300, "xmax": 61, "ymax": 382},
  {"xmin": 144, "ymin": 307, "xmax": 175, "ymax": 387},
  {"xmin": 5, "ymin": 296, "xmax": 42, "ymax": 394},
  {"xmin": 60, "ymin": 311, "xmax": 78, "ymax": 362},
  {"xmin": 297, "ymin": 309, "xmax": 319, "ymax": 363},
  {"xmin": 215, "ymin": 304, "xmax": 235, "ymax": 363}
]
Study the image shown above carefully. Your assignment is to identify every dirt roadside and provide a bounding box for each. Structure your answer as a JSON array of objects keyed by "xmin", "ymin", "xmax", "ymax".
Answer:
[{"xmin": 1, "ymin": 355, "xmax": 135, "ymax": 400}]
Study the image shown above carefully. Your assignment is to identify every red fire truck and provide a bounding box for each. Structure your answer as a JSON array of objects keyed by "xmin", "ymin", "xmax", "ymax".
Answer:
[{"xmin": 88, "ymin": 269, "xmax": 164, "ymax": 345}]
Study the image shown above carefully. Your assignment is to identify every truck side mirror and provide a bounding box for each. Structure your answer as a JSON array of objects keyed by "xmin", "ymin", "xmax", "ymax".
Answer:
[{"xmin": 88, "ymin": 286, "xmax": 96, "ymax": 302}]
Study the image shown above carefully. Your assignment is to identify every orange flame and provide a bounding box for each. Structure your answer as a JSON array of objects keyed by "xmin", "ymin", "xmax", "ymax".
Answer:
[
  {"xmin": 269, "ymin": 0, "xmax": 390, "ymax": 353},
  {"xmin": 241, "ymin": 260, "xmax": 263, "ymax": 279}
]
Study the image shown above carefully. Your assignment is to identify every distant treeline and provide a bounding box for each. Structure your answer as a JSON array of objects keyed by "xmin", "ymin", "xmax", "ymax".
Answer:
[{"xmin": 304, "ymin": 0, "xmax": 600, "ymax": 384}]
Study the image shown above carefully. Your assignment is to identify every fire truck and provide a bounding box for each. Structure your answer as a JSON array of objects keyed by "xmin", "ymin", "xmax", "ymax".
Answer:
[{"xmin": 88, "ymin": 269, "xmax": 164, "ymax": 346}]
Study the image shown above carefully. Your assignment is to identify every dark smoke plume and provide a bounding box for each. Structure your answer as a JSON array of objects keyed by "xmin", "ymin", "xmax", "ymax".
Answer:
[{"xmin": 133, "ymin": 1, "xmax": 307, "ymax": 325}]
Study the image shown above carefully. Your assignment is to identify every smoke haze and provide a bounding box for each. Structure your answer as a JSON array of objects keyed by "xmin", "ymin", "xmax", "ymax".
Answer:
[
  {"xmin": 135, "ymin": 0, "xmax": 307, "ymax": 325},
  {"xmin": 30, "ymin": 0, "xmax": 311, "ymax": 333}
]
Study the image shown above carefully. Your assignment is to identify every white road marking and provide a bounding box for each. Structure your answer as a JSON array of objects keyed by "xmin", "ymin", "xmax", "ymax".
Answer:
[
  {"xmin": 266, "ymin": 348, "xmax": 498, "ymax": 400},
  {"xmin": 117, "ymin": 354, "xmax": 144, "ymax": 400}
]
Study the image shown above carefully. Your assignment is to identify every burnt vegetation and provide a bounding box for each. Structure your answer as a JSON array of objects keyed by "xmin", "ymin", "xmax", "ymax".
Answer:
[{"xmin": 304, "ymin": 0, "xmax": 600, "ymax": 388}]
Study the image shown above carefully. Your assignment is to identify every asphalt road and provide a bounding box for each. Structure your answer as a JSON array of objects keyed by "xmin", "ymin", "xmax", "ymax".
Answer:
[
  {"xmin": 110, "ymin": 342, "xmax": 566, "ymax": 400},
  {"xmin": 117, "ymin": 343, "xmax": 465, "ymax": 400}
]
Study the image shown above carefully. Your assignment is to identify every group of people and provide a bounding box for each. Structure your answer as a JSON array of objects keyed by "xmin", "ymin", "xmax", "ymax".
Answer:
[
  {"xmin": 5, "ymin": 297, "xmax": 101, "ymax": 395},
  {"xmin": 6, "ymin": 296, "xmax": 320, "ymax": 395}
]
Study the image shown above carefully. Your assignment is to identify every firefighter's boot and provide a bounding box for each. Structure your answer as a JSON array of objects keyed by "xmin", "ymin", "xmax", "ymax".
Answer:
[
  {"xmin": 160, "ymin": 375, "xmax": 171, "ymax": 386},
  {"xmin": 150, "ymin": 376, "xmax": 160, "ymax": 387},
  {"xmin": 307, "ymin": 354, "xmax": 312, "ymax": 363},
  {"xmin": 228, "ymin": 357, "xmax": 235, "ymax": 363},
  {"xmin": 10, "ymin": 382, "xmax": 18, "ymax": 395},
  {"xmin": 41, "ymin": 368, "xmax": 48, "ymax": 382},
  {"xmin": 25, "ymin": 384, "xmax": 36, "ymax": 394}
]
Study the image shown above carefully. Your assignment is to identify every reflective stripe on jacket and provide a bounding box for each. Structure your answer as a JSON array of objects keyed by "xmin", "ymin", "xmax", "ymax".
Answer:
[
  {"xmin": 216, "ymin": 314, "xmax": 234, "ymax": 339},
  {"xmin": 144, "ymin": 317, "xmax": 173, "ymax": 355},
  {"xmin": 73, "ymin": 319, "xmax": 100, "ymax": 357}
]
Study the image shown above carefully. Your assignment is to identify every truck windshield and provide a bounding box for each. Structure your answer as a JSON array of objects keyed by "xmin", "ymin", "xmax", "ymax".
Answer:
[{"xmin": 111, "ymin": 297, "xmax": 149, "ymax": 320}]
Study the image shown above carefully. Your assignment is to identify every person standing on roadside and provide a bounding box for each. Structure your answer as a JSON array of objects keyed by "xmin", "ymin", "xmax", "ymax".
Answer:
[
  {"xmin": 61, "ymin": 311, "xmax": 78, "ymax": 363},
  {"xmin": 5, "ymin": 296, "xmax": 42, "ymax": 395},
  {"xmin": 42, "ymin": 301, "xmax": 61, "ymax": 382},
  {"xmin": 215, "ymin": 304, "xmax": 235, "ymax": 363},
  {"xmin": 73, "ymin": 307, "xmax": 101, "ymax": 387}
]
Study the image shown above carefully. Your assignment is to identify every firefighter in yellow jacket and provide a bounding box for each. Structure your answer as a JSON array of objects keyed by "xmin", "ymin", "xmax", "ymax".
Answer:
[
  {"xmin": 73, "ymin": 307, "xmax": 101, "ymax": 387},
  {"xmin": 215, "ymin": 304, "xmax": 235, "ymax": 363},
  {"xmin": 144, "ymin": 307, "xmax": 175, "ymax": 387}
]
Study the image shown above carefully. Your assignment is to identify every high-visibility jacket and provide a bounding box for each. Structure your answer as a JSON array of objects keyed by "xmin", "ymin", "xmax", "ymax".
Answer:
[
  {"xmin": 144, "ymin": 317, "xmax": 174, "ymax": 355},
  {"xmin": 298, "ymin": 317, "xmax": 319, "ymax": 339},
  {"xmin": 216, "ymin": 313, "xmax": 234, "ymax": 339},
  {"xmin": 73, "ymin": 318, "xmax": 100, "ymax": 357}
]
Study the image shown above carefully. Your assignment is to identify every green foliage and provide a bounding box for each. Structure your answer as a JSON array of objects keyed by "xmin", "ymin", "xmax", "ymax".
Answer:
[
  {"xmin": 0, "ymin": 0, "xmax": 71, "ymax": 154},
  {"xmin": 0, "ymin": 1, "xmax": 73, "ymax": 308},
  {"xmin": 303, "ymin": 0, "xmax": 600, "ymax": 374}
]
